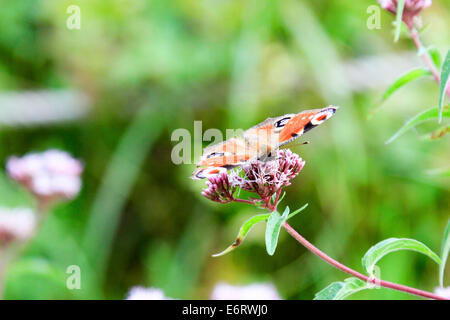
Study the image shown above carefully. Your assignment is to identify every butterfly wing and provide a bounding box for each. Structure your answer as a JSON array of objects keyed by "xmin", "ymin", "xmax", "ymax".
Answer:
[
  {"xmin": 278, "ymin": 106, "xmax": 338, "ymax": 146},
  {"xmin": 192, "ymin": 137, "xmax": 258, "ymax": 179},
  {"xmin": 192, "ymin": 105, "xmax": 338, "ymax": 179}
]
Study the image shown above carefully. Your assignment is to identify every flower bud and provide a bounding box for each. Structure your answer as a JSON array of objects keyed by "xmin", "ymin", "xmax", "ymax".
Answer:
[{"xmin": 379, "ymin": 0, "xmax": 432, "ymax": 28}]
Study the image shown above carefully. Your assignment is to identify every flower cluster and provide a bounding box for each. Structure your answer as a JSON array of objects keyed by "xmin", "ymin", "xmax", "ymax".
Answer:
[
  {"xmin": 6, "ymin": 150, "xmax": 83, "ymax": 204},
  {"xmin": 126, "ymin": 286, "xmax": 170, "ymax": 300},
  {"xmin": 201, "ymin": 173, "xmax": 237, "ymax": 203},
  {"xmin": 378, "ymin": 0, "xmax": 431, "ymax": 28},
  {"xmin": 210, "ymin": 282, "xmax": 282, "ymax": 300},
  {"xmin": 0, "ymin": 208, "xmax": 35, "ymax": 247},
  {"xmin": 201, "ymin": 149, "xmax": 305, "ymax": 205}
]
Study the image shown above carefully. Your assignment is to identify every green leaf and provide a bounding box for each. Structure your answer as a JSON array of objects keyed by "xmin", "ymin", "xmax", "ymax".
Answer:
[
  {"xmin": 394, "ymin": 0, "xmax": 406, "ymax": 42},
  {"xmin": 381, "ymin": 68, "xmax": 432, "ymax": 101},
  {"xmin": 385, "ymin": 106, "xmax": 450, "ymax": 144},
  {"xmin": 362, "ymin": 238, "xmax": 441, "ymax": 276},
  {"xmin": 271, "ymin": 191, "xmax": 286, "ymax": 206},
  {"xmin": 439, "ymin": 220, "xmax": 450, "ymax": 287},
  {"xmin": 212, "ymin": 213, "xmax": 270, "ymax": 257},
  {"xmin": 438, "ymin": 50, "xmax": 450, "ymax": 123},
  {"xmin": 287, "ymin": 203, "xmax": 308, "ymax": 220},
  {"xmin": 314, "ymin": 278, "xmax": 370, "ymax": 300},
  {"xmin": 265, "ymin": 207, "xmax": 290, "ymax": 256},
  {"xmin": 427, "ymin": 47, "xmax": 442, "ymax": 69}
]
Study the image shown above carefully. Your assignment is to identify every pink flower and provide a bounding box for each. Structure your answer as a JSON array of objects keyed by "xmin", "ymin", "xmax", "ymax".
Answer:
[
  {"xmin": 210, "ymin": 282, "xmax": 282, "ymax": 300},
  {"xmin": 125, "ymin": 286, "xmax": 171, "ymax": 300},
  {"xmin": 6, "ymin": 150, "xmax": 83, "ymax": 203},
  {"xmin": 201, "ymin": 149, "xmax": 305, "ymax": 204},
  {"xmin": 378, "ymin": 0, "xmax": 432, "ymax": 28},
  {"xmin": 202, "ymin": 173, "xmax": 237, "ymax": 203},
  {"xmin": 233, "ymin": 149, "xmax": 305, "ymax": 197},
  {"xmin": 0, "ymin": 207, "xmax": 35, "ymax": 246}
]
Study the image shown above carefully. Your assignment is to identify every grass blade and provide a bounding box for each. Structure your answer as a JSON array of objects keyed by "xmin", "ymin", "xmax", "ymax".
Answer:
[{"xmin": 314, "ymin": 278, "xmax": 370, "ymax": 300}]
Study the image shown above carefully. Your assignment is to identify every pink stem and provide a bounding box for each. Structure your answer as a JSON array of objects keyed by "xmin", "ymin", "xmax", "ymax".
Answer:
[
  {"xmin": 409, "ymin": 28, "xmax": 450, "ymax": 98},
  {"xmin": 282, "ymin": 222, "xmax": 447, "ymax": 300}
]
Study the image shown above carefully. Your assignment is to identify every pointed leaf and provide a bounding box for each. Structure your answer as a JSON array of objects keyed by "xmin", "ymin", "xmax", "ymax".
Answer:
[
  {"xmin": 382, "ymin": 68, "xmax": 432, "ymax": 101},
  {"xmin": 362, "ymin": 238, "xmax": 441, "ymax": 276},
  {"xmin": 265, "ymin": 207, "xmax": 290, "ymax": 256},
  {"xmin": 212, "ymin": 213, "xmax": 270, "ymax": 257},
  {"xmin": 386, "ymin": 106, "xmax": 450, "ymax": 144},
  {"xmin": 427, "ymin": 47, "xmax": 442, "ymax": 69},
  {"xmin": 314, "ymin": 278, "xmax": 370, "ymax": 300},
  {"xmin": 438, "ymin": 50, "xmax": 450, "ymax": 122},
  {"xmin": 287, "ymin": 203, "xmax": 308, "ymax": 220},
  {"xmin": 439, "ymin": 220, "xmax": 450, "ymax": 287},
  {"xmin": 394, "ymin": 0, "xmax": 406, "ymax": 42}
]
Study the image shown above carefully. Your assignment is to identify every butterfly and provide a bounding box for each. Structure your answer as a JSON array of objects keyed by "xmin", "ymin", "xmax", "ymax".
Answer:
[{"xmin": 192, "ymin": 105, "xmax": 338, "ymax": 179}]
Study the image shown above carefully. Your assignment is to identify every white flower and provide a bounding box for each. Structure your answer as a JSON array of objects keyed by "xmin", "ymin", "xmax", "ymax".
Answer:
[
  {"xmin": 434, "ymin": 287, "xmax": 450, "ymax": 299},
  {"xmin": 0, "ymin": 207, "xmax": 35, "ymax": 245},
  {"xmin": 6, "ymin": 150, "xmax": 83, "ymax": 201},
  {"xmin": 126, "ymin": 286, "xmax": 170, "ymax": 300},
  {"xmin": 210, "ymin": 282, "xmax": 282, "ymax": 300}
]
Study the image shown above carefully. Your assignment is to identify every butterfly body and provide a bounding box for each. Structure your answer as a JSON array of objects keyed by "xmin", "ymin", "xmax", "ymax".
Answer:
[{"xmin": 192, "ymin": 106, "xmax": 338, "ymax": 179}]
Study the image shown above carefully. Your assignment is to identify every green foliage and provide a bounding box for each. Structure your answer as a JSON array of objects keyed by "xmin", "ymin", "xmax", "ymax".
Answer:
[
  {"xmin": 427, "ymin": 47, "xmax": 442, "ymax": 69},
  {"xmin": 439, "ymin": 220, "xmax": 450, "ymax": 287},
  {"xmin": 438, "ymin": 50, "xmax": 450, "ymax": 122},
  {"xmin": 386, "ymin": 106, "xmax": 450, "ymax": 144},
  {"xmin": 316, "ymin": 237, "xmax": 441, "ymax": 300},
  {"xmin": 213, "ymin": 213, "xmax": 270, "ymax": 257},
  {"xmin": 287, "ymin": 203, "xmax": 309, "ymax": 220},
  {"xmin": 314, "ymin": 278, "xmax": 370, "ymax": 300},
  {"xmin": 265, "ymin": 207, "xmax": 290, "ymax": 256},
  {"xmin": 381, "ymin": 68, "xmax": 432, "ymax": 102},
  {"xmin": 4, "ymin": 258, "xmax": 73, "ymax": 300},
  {"xmin": 0, "ymin": 0, "xmax": 448, "ymax": 300},
  {"xmin": 362, "ymin": 238, "xmax": 441, "ymax": 276}
]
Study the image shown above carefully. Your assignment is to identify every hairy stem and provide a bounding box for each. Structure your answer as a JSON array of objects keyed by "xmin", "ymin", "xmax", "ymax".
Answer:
[{"xmin": 282, "ymin": 222, "xmax": 447, "ymax": 300}]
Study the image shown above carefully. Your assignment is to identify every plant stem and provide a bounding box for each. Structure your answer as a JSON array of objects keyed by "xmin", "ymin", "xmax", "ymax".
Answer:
[
  {"xmin": 409, "ymin": 27, "xmax": 450, "ymax": 98},
  {"xmin": 282, "ymin": 222, "xmax": 447, "ymax": 300}
]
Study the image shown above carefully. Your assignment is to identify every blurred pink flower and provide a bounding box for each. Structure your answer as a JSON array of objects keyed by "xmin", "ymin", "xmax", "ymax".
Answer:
[
  {"xmin": 233, "ymin": 149, "xmax": 305, "ymax": 197},
  {"xmin": 378, "ymin": 0, "xmax": 432, "ymax": 27},
  {"xmin": 434, "ymin": 287, "xmax": 450, "ymax": 299},
  {"xmin": 201, "ymin": 149, "xmax": 305, "ymax": 204},
  {"xmin": 202, "ymin": 173, "xmax": 236, "ymax": 203},
  {"xmin": 210, "ymin": 282, "xmax": 282, "ymax": 300},
  {"xmin": 126, "ymin": 286, "xmax": 171, "ymax": 300},
  {"xmin": 6, "ymin": 150, "xmax": 83, "ymax": 203},
  {"xmin": 0, "ymin": 207, "xmax": 35, "ymax": 246}
]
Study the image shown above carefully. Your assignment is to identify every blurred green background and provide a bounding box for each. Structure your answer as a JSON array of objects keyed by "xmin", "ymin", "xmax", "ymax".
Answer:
[{"xmin": 0, "ymin": 0, "xmax": 449, "ymax": 299}]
